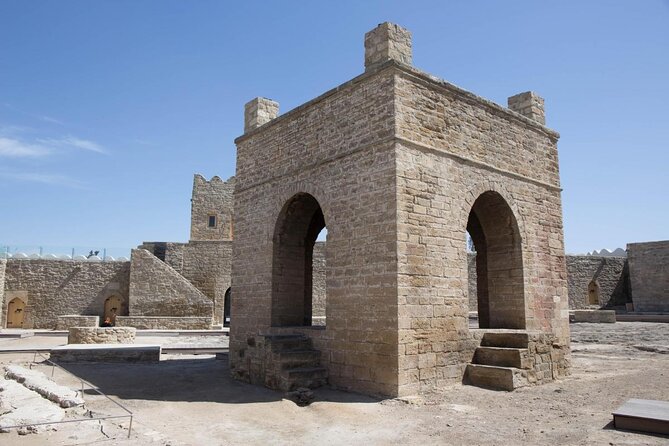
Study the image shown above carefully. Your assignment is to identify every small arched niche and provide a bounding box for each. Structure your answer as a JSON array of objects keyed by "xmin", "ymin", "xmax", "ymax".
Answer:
[{"xmin": 587, "ymin": 280, "xmax": 600, "ymax": 306}]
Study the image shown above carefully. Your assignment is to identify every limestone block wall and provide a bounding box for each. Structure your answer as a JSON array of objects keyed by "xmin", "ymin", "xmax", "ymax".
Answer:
[
  {"xmin": 56, "ymin": 315, "xmax": 100, "ymax": 330},
  {"xmin": 68, "ymin": 326, "xmax": 136, "ymax": 344},
  {"xmin": 0, "ymin": 260, "xmax": 6, "ymax": 327},
  {"xmin": 180, "ymin": 241, "xmax": 232, "ymax": 324},
  {"xmin": 232, "ymin": 68, "xmax": 399, "ymax": 397},
  {"xmin": 628, "ymin": 241, "xmax": 669, "ymax": 312},
  {"xmin": 565, "ymin": 256, "xmax": 629, "ymax": 309},
  {"xmin": 2, "ymin": 259, "xmax": 130, "ymax": 329},
  {"xmin": 139, "ymin": 241, "xmax": 232, "ymax": 325},
  {"xmin": 128, "ymin": 249, "xmax": 213, "ymax": 318},
  {"xmin": 190, "ymin": 175, "xmax": 235, "ymax": 241},
  {"xmin": 469, "ymin": 254, "xmax": 629, "ymax": 311},
  {"xmin": 312, "ymin": 242, "xmax": 326, "ymax": 324},
  {"xmin": 138, "ymin": 242, "xmax": 186, "ymax": 272},
  {"xmin": 394, "ymin": 65, "xmax": 570, "ymax": 395},
  {"xmin": 115, "ymin": 316, "xmax": 212, "ymax": 330}
]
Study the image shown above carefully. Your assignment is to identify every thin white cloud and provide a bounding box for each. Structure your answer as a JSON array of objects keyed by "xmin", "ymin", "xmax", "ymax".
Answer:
[
  {"xmin": 0, "ymin": 137, "xmax": 51, "ymax": 157},
  {"xmin": 40, "ymin": 115, "xmax": 65, "ymax": 125},
  {"xmin": 0, "ymin": 170, "xmax": 85, "ymax": 188},
  {"xmin": 37, "ymin": 136, "xmax": 108, "ymax": 154}
]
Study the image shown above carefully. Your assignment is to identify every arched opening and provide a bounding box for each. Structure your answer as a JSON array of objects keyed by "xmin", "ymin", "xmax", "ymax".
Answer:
[
  {"xmin": 272, "ymin": 193, "xmax": 326, "ymax": 327},
  {"xmin": 466, "ymin": 191, "xmax": 525, "ymax": 329},
  {"xmin": 6, "ymin": 297, "xmax": 26, "ymax": 328},
  {"xmin": 587, "ymin": 280, "xmax": 600, "ymax": 306},
  {"xmin": 103, "ymin": 295, "xmax": 125, "ymax": 326},
  {"xmin": 223, "ymin": 287, "xmax": 231, "ymax": 327}
]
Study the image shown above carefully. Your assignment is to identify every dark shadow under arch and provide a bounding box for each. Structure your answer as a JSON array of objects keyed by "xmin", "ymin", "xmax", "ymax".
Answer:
[{"xmin": 223, "ymin": 287, "xmax": 231, "ymax": 327}]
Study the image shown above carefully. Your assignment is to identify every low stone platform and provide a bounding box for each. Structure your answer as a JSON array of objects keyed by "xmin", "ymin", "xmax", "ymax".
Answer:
[
  {"xmin": 613, "ymin": 398, "xmax": 669, "ymax": 435},
  {"xmin": 50, "ymin": 344, "xmax": 161, "ymax": 363},
  {"xmin": 569, "ymin": 310, "xmax": 616, "ymax": 323},
  {"xmin": 68, "ymin": 326, "xmax": 136, "ymax": 344}
]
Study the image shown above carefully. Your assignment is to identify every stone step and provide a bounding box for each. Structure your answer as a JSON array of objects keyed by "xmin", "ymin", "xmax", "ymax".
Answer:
[
  {"xmin": 280, "ymin": 366, "xmax": 328, "ymax": 392},
  {"xmin": 480, "ymin": 332, "xmax": 529, "ymax": 349},
  {"xmin": 474, "ymin": 347, "xmax": 529, "ymax": 369},
  {"xmin": 464, "ymin": 364, "xmax": 526, "ymax": 391},
  {"xmin": 264, "ymin": 334, "xmax": 311, "ymax": 352},
  {"xmin": 276, "ymin": 350, "xmax": 321, "ymax": 370}
]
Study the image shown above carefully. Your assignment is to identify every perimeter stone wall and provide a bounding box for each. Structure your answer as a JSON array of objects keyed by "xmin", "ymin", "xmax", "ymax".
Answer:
[
  {"xmin": 115, "ymin": 316, "xmax": 212, "ymax": 330},
  {"xmin": 628, "ymin": 241, "xmax": 669, "ymax": 312},
  {"xmin": 469, "ymin": 254, "xmax": 629, "ymax": 312},
  {"xmin": 56, "ymin": 315, "xmax": 100, "ymax": 330},
  {"xmin": 312, "ymin": 242, "xmax": 326, "ymax": 324},
  {"xmin": 565, "ymin": 256, "xmax": 629, "ymax": 309},
  {"xmin": 139, "ymin": 241, "xmax": 232, "ymax": 325},
  {"xmin": 2, "ymin": 259, "xmax": 130, "ymax": 329},
  {"xmin": 128, "ymin": 249, "xmax": 212, "ymax": 318},
  {"xmin": 0, "ymin": 260, "xmax": 6, "ymax": 327}
]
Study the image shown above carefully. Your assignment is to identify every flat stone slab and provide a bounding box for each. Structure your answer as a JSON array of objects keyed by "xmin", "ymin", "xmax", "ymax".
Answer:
[
  {"xmin": 4, "ymin": 365, "xmax": 83, "ymax": 408},
  {"xmin": 570, "ymin": 310, "xmax": 616, "ymax": 323},
  {"xmin": 613, "ymin": 398, "xmax": 669, "ymax": 435},
  {"xmin": 0, "ymin": 376, "xmax": 65, "ymax": 434},
  {"xmin": 50, "ymin": 343, "xmax": 161, "ymax": 363}
]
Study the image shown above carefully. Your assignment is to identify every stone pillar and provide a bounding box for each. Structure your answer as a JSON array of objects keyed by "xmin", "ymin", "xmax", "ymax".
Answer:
[
  {"xmin": 244, "ymin": 97, "xmax": 279, "ymax": 133},
  {"xmin": 508, "ymin": 91, "xmax": 545, "ymax": 125},
  {"xmin": 364, "ymin": 22, "xmax": 412, "ymax": 71}
]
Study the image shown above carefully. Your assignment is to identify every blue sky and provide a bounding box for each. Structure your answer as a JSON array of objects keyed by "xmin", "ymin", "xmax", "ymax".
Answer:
[{"xmin": 1, "ymin": 1, "xmax": 667, "ymax": 256}]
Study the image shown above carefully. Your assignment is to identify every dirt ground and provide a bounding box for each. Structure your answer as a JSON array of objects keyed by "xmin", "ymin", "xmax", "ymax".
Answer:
[{"xmin": 1, "ymin": 322, "xmax": 668, "ymax": 445}]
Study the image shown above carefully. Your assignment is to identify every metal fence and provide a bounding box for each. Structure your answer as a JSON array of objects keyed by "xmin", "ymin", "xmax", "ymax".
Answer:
[
  {"xmin": 0, "ymin": 351, "xmax": 133, "ymax": 438},
  {"xmin": 0, "ymin": 244, "xmax": 131, "ymax": 261}
]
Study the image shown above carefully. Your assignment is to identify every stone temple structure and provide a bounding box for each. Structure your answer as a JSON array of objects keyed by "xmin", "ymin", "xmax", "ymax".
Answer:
[{"xmin": 229, "ymin": 23, "xmax": 571, "ymax": 397}]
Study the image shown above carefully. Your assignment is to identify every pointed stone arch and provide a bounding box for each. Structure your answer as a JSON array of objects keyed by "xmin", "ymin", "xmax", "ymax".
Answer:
[
  {"xmin": 465, "ymin": 189, "xmax": 526, "ymax": 329},
  {"xmin": 271, "ymin": 192, "xmax": 326, "ymax": 327}
]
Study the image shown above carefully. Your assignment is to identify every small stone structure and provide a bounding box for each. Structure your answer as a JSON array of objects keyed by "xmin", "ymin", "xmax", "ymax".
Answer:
[
  {"xmin": 628, "ymin": 241, "xmax": 669, "ymax": 312},
  {"xmin": 67, "ymin": 326, "xmax": 136, "ymax": 344},
  {"xmin": 56, "ymin": 315, "xmax": 100, "ymax": 330},
  {"xmin": 230, "ymin": 23, "xmax": 571, "ymax": 397}
]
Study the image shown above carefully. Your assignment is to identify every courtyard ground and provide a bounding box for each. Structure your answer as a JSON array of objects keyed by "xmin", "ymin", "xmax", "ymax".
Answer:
[{"xmin": 0, "ymin": 322, "xmax": 667, "ymax": 445}]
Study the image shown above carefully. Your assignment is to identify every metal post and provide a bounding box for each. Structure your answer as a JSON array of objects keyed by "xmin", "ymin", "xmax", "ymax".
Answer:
[
  {"xmin": 103, "ymin": 248, "xmax": 107, "ymax": 261},
  {"xmin": 71, "ymin": 248, "xmax": 75, "ymax": 260}
]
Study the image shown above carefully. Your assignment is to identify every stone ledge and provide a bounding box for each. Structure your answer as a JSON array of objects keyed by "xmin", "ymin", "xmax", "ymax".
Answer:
[
  {"xmin": 570, "ymin": 310, "xmax": 616, "ymax": 323},
  {"xmin": 68, "ymin": 326, "xmax": 136, "ymax": 344},
  {"xmin": 50, "ymin": 344, "xmax": 161, "ymax": 363}
]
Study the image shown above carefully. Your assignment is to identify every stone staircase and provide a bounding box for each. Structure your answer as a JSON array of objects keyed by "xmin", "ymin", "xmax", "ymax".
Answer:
[
  {"xmin": 264, "ymin": 334, "xmax": 328, "ymax": 392},
  {"xmin": 465, "ymin": 332, "xmax": 531, "ymax": 391}
]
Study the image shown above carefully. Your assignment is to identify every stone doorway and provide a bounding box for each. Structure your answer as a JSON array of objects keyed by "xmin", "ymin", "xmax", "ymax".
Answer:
[
  {"xmin": 6, "ymin": 297, "xmax": 26, "ymax": 328},
  {"xmin": 588, "ymin": 280, "xmax": 600, "ymax": 305},
  {"xmin": 271, "ymin": 192, "xmax": 326, "ymax": 327},
  {"xmin": 466, "ymin": 191, "xmax": 525, "ymax": 329},
  {"xmin": 103, "ymin": 295, "xmax": 123, "ymax": 325}
]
